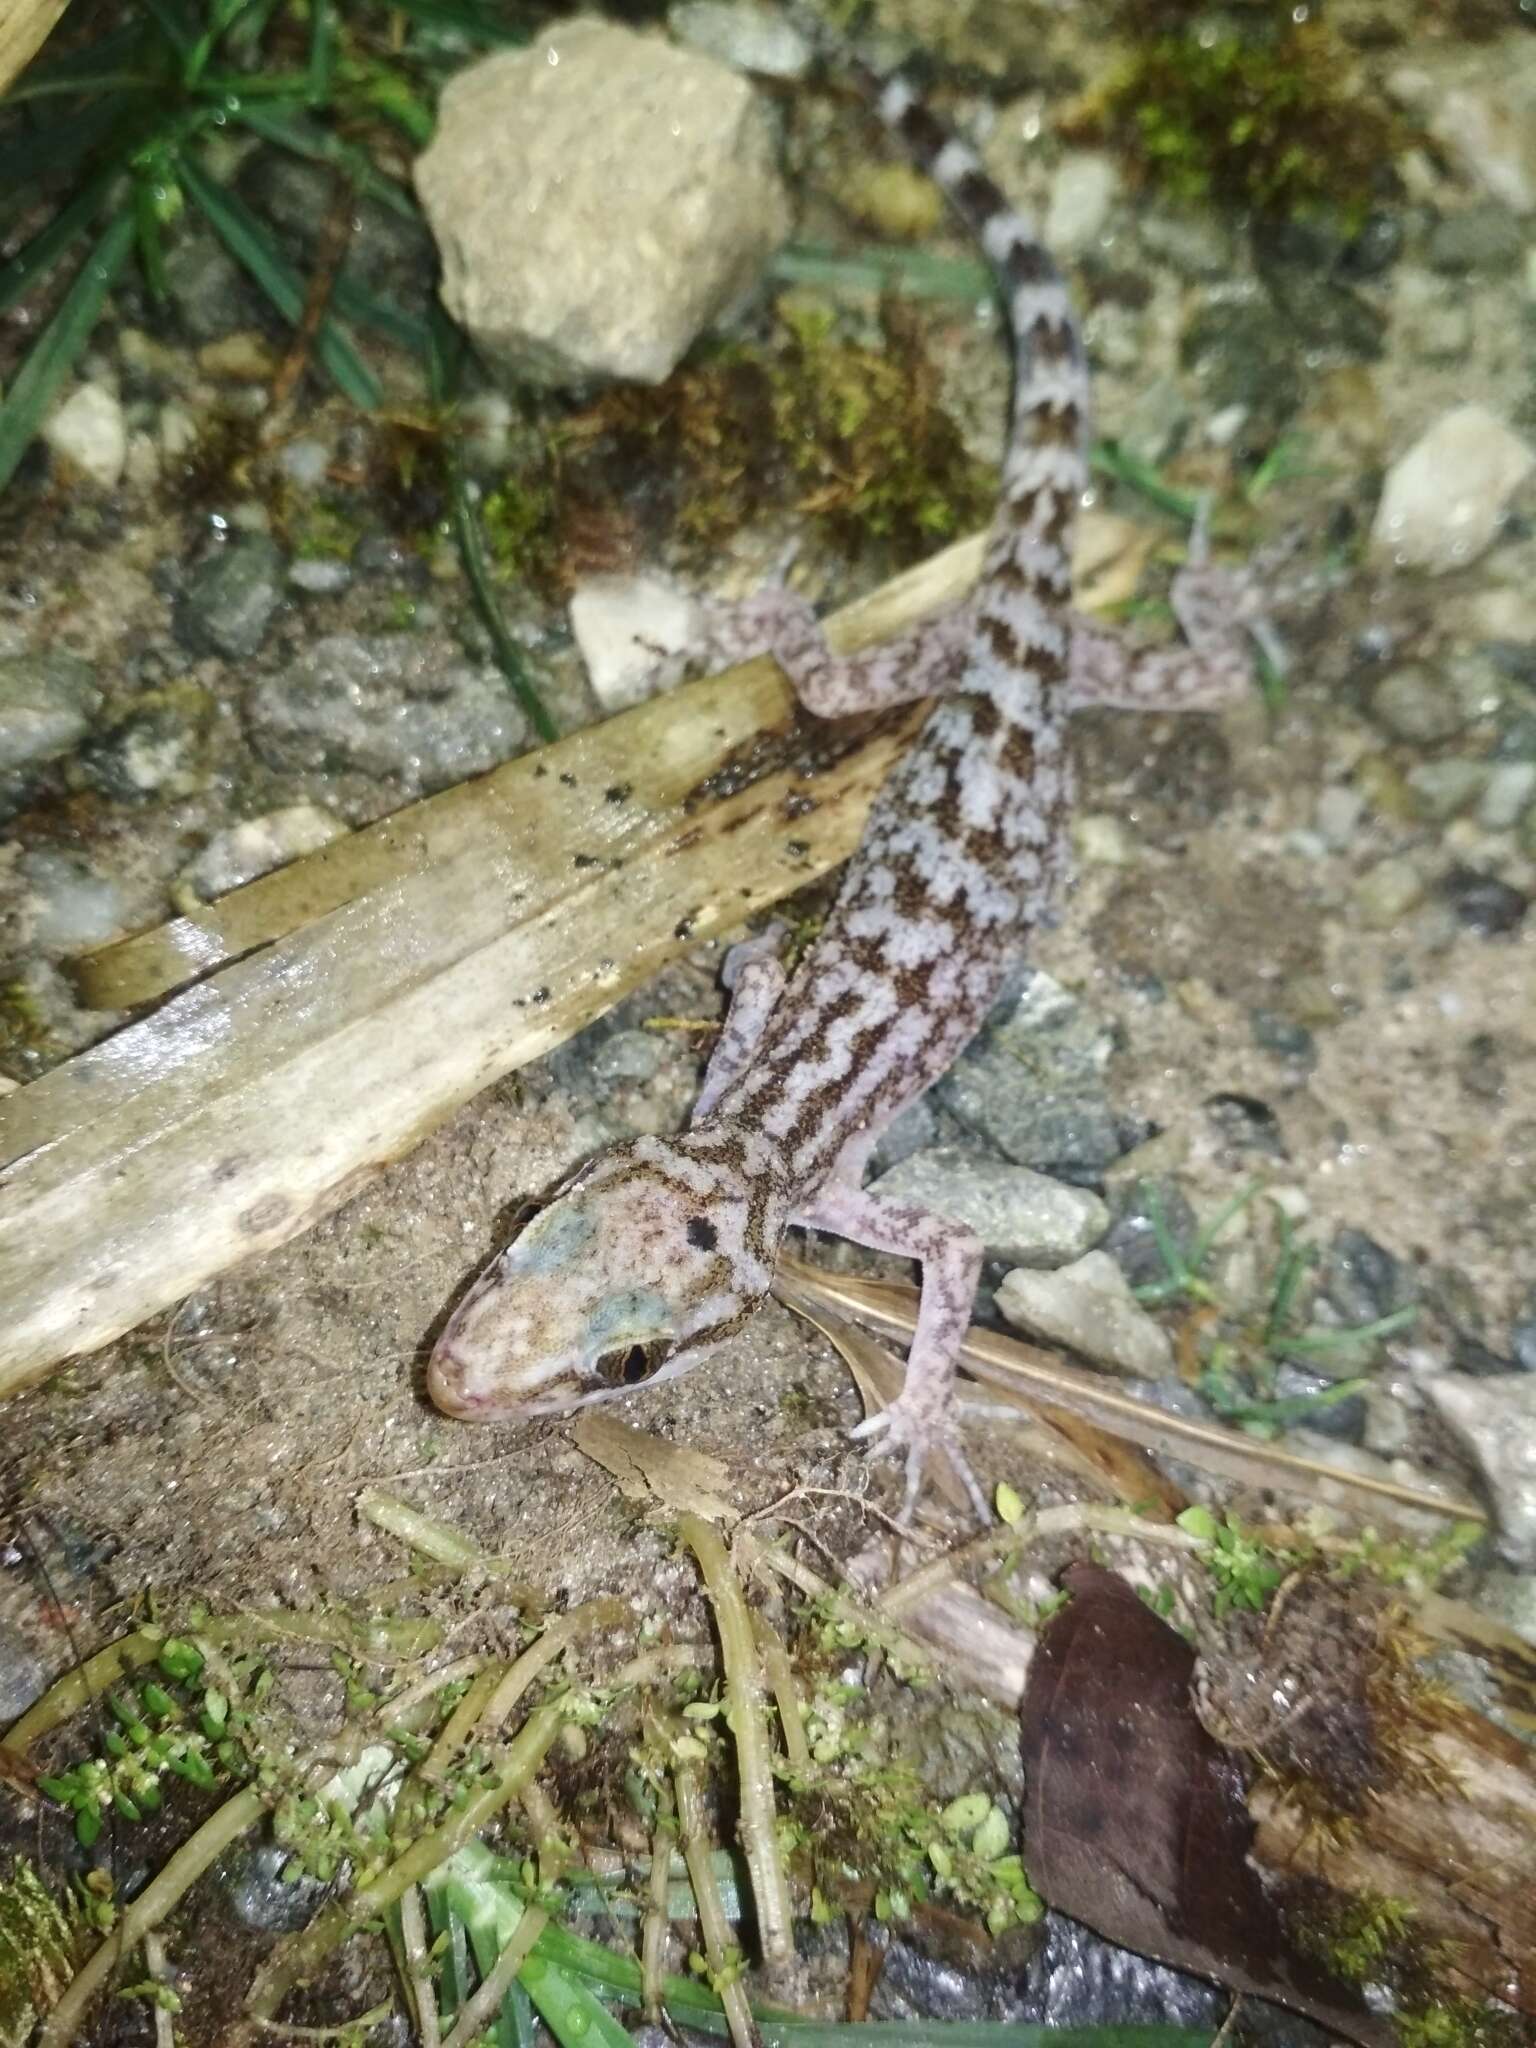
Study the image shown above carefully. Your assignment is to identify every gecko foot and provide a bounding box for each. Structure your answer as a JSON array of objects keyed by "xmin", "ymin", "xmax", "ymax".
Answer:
[{"xmin": 852, "ymin": 1396, "xmax": 991, "ymax": 1526}]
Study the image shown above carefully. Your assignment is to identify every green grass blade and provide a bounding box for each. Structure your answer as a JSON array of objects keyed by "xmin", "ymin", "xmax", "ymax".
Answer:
[
  {"xmin": 0, "ymin": 170, "xmax": 117, "ymax": 319},
  {"xmin": 0, "ymin": 210, "xmax": 136, "ymax": 494},
  {"xmin": 381, "ymin": 0, "xmax": 531, "ymax": 43},
  {"xmin": 0, "ymin": 103, "xmax": 124, "ymax": 195},
  {"xmin": 307, "ymin": 0, "xmax": 335, "ymax": 100},
  {"xmin": 233, "ymin": 103, "xmax": 419, "ymax": 221},
  {"xmin": 329, "ymin": 273, "xmax": 432, "ymax": 357},
  {"xmin": 1091, "ymin": 439, "xmax": 1201, "ymax": 525},
  {"xmin": 178, "ymin": 157, "xmax": 382, "ymax": 409},
  {"xmin": 772, "ymin": 240, "xmax": 992, "ymax": 303}
]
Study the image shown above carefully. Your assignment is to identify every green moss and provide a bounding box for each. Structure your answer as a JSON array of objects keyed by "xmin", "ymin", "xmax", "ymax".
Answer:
[
  {"xmin": 561, "ymin": 296, "xmax": 992, "ymax": 572},
  {"xmin": 479, "ymin": 469, "xmax": 561, "ymax": 587},
  {"xmin": 1087, "ymin": 12, "xmax": 1405, "ymax": 230}
]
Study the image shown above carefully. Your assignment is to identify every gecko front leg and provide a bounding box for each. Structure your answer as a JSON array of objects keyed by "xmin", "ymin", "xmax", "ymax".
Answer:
[
  {"xmin": 696, "ymin": 586, "xmax": 975, "ymax": 717},
  {"xmin": 692, "ymin": 940, "xmax": 787, "ymax": 1124},
  {"xmin": 796, "ymin": 1177, "xmax": 988, "ymax": 1522}
]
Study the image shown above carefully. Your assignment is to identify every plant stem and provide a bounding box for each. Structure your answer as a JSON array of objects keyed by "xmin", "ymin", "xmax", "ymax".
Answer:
[{"xmin": 678, "ymin": 1515, "xmax": 795, "ymax": 1985}]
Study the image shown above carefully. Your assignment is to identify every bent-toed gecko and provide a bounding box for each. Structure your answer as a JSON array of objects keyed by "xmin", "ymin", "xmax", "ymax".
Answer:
[{"xmin": 427, "ymin": 56, "xmax": 1267, "ymax": 1514}]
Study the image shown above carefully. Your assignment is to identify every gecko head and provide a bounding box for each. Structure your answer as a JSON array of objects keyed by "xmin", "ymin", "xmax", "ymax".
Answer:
[{"xmin": 427, "ymin": 1127, "xmax": 784, "ymax": 1423}]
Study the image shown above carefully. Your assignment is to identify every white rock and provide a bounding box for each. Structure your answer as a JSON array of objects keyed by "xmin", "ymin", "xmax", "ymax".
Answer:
[
  {"xmin": 21, "ymin": 850, "xmax": 128, "ymax": 954},
  {"xmin": 180, "ymin": 804, "xmax": 345, "ymax": 902},
  {"xmin": 570, "ymin": 572, "xmax": 701, "ymax": 712},
  {"xmin": 42, "ymin": 382, "xmax": 127, "ymax": 489},
  {"xmin": 159, "ymin": 402, "xmax": 200, "ymax": 460},
  {"xmin": 871, "ymin": 1148, "xmax": 1108, "ymax": 1269},
  {"xmin": 414, "ymin": 19, "xmax": 791, "ymax": 388},
  {"xmin": 1426, "ymin": 1372, "xmax": 1536, "ymax": 1566},
  {"xmin": 996, "ymin": 1249, "xmax": 1174, "ymax": 1379},
  {"xmin": 1371, "ymin": 405, "xmax": 1535, "ymax": 574},
  {"xmin": 1046, "ymin": 152, "xmax": 1119, "ymax": 254},
  {"xmin": 668, "ymin": 2, "xmax": 810, "ymax": 79}
]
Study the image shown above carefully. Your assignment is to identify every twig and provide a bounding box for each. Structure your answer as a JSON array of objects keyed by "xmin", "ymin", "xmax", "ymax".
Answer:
[
  {"xmin": 266, "ymin": 179, "xmax": 354, "ymax": 421},
  {"xmin": 251, "ymin": 2003, "xmax": 395, "ymax": 2039},
  {"xmin": 750, "ymin": 1612, "xmax": 810, "ymax": 1775},
  {"xmin": 399, "ymin": 1884, "xmax": 441, "ymax": 2048},
  {"xmin": 438, "ymin": 1901, "xmax": 547, "ymax": 2048},
  {"xmin": 677, "ymin": 1515, "xmax": 795, "ymax": 1985},
  {"xmin": 39, "ymin": 1785, "xmax": 267, "ymax": 2048},
  {"xmin": 356, "ymin": 1487, "xmax": 539, "ymax": 1589},
  {"xmin": 670, "ymin": 1743, "xmax": 760, "ymax": 2048},
  {"xmin": 142, "ymin": 1931, "xmax": 175, "ymax": 2048},
  {"xmin": 879, "ymin": 1503, "xmax": 1209, "ymax": 1618},
  {"xmin": 246, "ymin": 1699, "xmax": 566, "ymax": 2019},
  {"xmin": 642, "ymin": 1800, "xmax": 676, "ymax": 2022}
]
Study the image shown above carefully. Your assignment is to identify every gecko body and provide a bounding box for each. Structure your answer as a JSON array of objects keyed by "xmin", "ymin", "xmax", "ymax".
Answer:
[{"xmin": 428, "ymin": 57, "xmax": 1263, "ymax": 1509}]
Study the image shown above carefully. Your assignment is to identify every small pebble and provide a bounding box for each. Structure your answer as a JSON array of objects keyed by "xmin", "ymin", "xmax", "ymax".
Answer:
[
  {"xmin": 667, "ymin": 1, "xmax": 811, "ymax": 79},
  {"xmin": 1324, "ymin": 1227, "xmax": 1406, "ymax": 1326},
  {"xmin": 288, "ymin": 558, "xmax": 353, "ymax": 595},
  {"xmin": 180, "ymin": 804, "xmax": 345, "ymax": 901},
  {"xmin": 1371, "ymin": 663, "xmax": 1466, "ymax": 742},
  {"xmin": 1370, "ymin": 404, "xmax": 1535, "ymax": 575},
  {"xmin": 42, "ymin": 381, "xmax": 127, "ymax": 488},
  {"xmin": 1406, "ymin": 758, "xmax": 1486, "ymax": 820},
  {"xmin": 21, "ymin": 849, "xmax": 128, "ymax": 953},
  {"xmin": 1355, "ymin": 856, "xmax": 1426, "ymax": 928},
  {"xmin": 0, "ymin": 652, "xmax": 101, "ymax": 774},
  {"xmin": 1479, "ymin": 760, "xmax": 1536, "ymax": 830},
  {"xmin": 276, "ymin": 438, "xmax": 331, "ymax": 489},
  {"xmin": 1045, "ymin": 152, "xmax": 1119, "ymax": 254},
  {"xmin": 1426, "ymin": 1371, "xmax": 1536, "ymax": 1566},
  {"xmin": 1439, "ymin": 864, "xmax": 1528, "ymax": 936},
  {"xmin": 1249, "ymin": 1009, "xmax": 1316, "ymax": 1065},
  {"xmin": 996, "ymin": 1249, "xmax": 1174, "ymax": 1379},
  {"xmin": 570, "ymin": 573, "xmax": 700, "ymax": 713},
  {"xmin": 175, "ymin": 536, "xmax": 286, "ymax": 660}
]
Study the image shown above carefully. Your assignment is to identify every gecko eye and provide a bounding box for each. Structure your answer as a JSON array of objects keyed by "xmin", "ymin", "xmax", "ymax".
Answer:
[{"xmin": 594, "ymin": 1339, "xmax": 670, "ymax": 1388}]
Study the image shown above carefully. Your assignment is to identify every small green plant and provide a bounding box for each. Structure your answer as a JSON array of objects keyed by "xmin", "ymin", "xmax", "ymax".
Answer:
[
  {"xmin": 1174, "ymin": 1505, "xmax": 1292, "ymax": 1616},
  {"xmin": 1134, "ymin": 1180, "xmax": 1416, "ymax": 1439},
  {"xmin": 0, "ymin": 0, "xmax": 523, "ymax": 493},
  {"xmin": 35, "ymin": 1637, "xmax": 236, "ymax": 1846}
]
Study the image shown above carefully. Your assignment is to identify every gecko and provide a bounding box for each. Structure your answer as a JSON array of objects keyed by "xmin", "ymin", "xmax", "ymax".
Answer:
[{"xmin": 427, "ymin": 47, "xmax": 1273, "ymax": 1515}]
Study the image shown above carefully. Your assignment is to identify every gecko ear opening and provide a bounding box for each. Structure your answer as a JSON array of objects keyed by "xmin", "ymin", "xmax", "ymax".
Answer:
[{"xmin": 594, "ymin": 1339, "xmax": 671, "ymax": 1388}]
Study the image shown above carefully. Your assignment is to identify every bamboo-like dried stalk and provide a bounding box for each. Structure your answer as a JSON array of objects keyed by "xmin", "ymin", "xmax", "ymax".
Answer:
[
  {"xmin": 0, "ymin": 0, "xmax": 68, "ymax": 97},
  {"xmin": 0, "ymin": 537, "xmax": 987, "ymax": 1399}
]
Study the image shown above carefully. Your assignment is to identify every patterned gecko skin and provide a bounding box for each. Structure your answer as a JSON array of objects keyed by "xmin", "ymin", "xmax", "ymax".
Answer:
[{"xmin": 428, "ymin": 59, "xmax": 1265, "ymax": 1511}]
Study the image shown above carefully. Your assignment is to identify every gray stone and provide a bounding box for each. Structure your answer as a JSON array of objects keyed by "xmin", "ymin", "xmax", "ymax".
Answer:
[
  {"xmin": 1479, "ymin": 760, "xmax": 1536, "ymax": 830},
  {"xmin": 1250, "ymin": 1009, "xmax": 1316, "ymax": 1065},
  {"xmin": 935, "ymin": 972, "xmax": 1124, "ymax": 1182},
  {"xmin": 1045, "ymin": 152, "xmax": 1120, "ymax": 255},
  {"xmin": 221, "ymin": 1840, "xmax": 330, "ymax": 1933},
  {"xmin": 1426, "ymin": 203, "xmax": 1527, "ymax": 273},
  {"xmin": 997, "ymin": 1250, "xmax": 1174, "ymax": 1379},
  {"xmin": 1139, "ymin": 207, "xmax": 1234, "ymax": 278},
  {"xmin": 1101, "ymin": 1178, "xmax": 1197, "ymax": 1290},
  {"xmin": 1439, "ymin": 864, "xmax": 1528, "ymax": 937},
  {"xmin": 415, "ymin": 19, "xmax": 791, "ymax": 388},
  {"xmin": 0, "ymin": 1621, "xmax": 45, "ymax": 1721},
  {"xmin": 176, "ymin": 536, "xmax": 286, "ymax": 659},
  {"xmin": 1371, "ymin": 664, "xmax": 1467, "ymax": 742},
  {"xmin": 1407, "ymin": 758, "xmax": 1487, "ymax": 820},
  {"xmin": 1272, "ymin": 1364, "xmax": 1368, "ymax": 1445},
  {"xmin": 249, "ymin": 632, "xmax": 527, "ymax": 792},
  {"xmin": 591, "ymin": 1029, "xmax": 664, "ymax": 1085},
  {"xmin": 21, "ymin": 850, "xmax": 128, "ymax": 953},
  {"xmin": 77, "ymin": 686, "xmax": 212, "ymax": 802},
  {"xmin": 870, "ymin": 1148, "xmax": 1108, "ymax": 1269},
  {"xmin": 164, "ymin": 227, "xmax": 256, "ymax": 341},
  {"xmin": 1511, "ymin": 1289, "xmax": 1536, "ymax": 1374},
  {"xmin": 1371, "ymin": 405, "xmax": 1535, "ymax": 575},
  {"xmin": 1323, "ymin": 1228, "xmax": 1406, "ymax": 1327},
  {"xmin": 288, "ymin": 557, "xmax": 352, "ymax": 596},
  {"xmin": 0, "ymin": 652, "xmax": 101, "ymax": 772},
  {"xmin": 1426, "ymin": 1371, "xmax": 1536, "ymax": 1565},
  {"xmin": 1354, "ymin": 856, "xmax": 1426, "ymax": 928}
]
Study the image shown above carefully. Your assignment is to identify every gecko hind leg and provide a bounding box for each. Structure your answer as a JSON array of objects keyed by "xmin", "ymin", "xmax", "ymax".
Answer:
[
  {"xmin": 695, "ymin": 586, "xmax": 974, "ymax": 718},
  {"xmin": 692, "ymin": 941, "xmax": 787, "ymax": 1124},
  {"xmin": 795, "ymin": 1179, "xmax": 988, "ymax": 1523}
]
